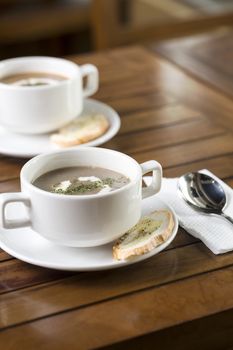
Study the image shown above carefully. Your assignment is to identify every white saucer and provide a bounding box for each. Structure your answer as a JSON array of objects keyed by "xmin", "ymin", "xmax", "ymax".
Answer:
[
  {"xmin": 0, "ymin": 196, "xmax": 178, "ymax": 271},
  {"xmin": 0, "ymin": 99, "xmax": 120, "ymax": 158}
]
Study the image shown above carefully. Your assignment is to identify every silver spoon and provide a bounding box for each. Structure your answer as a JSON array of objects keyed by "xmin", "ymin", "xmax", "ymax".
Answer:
[{"xmin": 178, "ymin": 172, "xmax": 233, "ymax": 225}]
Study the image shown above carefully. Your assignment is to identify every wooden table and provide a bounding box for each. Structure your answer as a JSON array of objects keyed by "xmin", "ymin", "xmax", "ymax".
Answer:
[{"xmin": 1, "ymin": 42, "xmax": 233, "ymax": 349}]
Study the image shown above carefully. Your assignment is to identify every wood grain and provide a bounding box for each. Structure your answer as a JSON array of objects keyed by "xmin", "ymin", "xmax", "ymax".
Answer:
[
  {"xmin": 118, "ymin": 104, "xmax": 203, "ymax": 135},
  {"xmin": 164, "ymin": 154, "xmax": 233, "ymax": 179},
  {"xmin": 1, "ymin": 265, "xmax": 233, "ymax": 349},
  {"xmin": 0, "ymin": 251, "xmax": 12, "ymax": 262},
  {"xmin": 3, "ymin": 240, "xmax": 233, "ymax": 330},
  {"xmin": 153, "ymin": 28, "xmax": 233, "ymax": 99},
  {"xmin": 0, "ymin": 159, "xmax": 24, "ymax": 182},
  {"xmin": 106, "ymin": 118, "xmax": 225, "ymax": 154},
  {"xmin": 0, "ymin": 259, "xmax": 74, "ymax": 294},
  {"xmin": 103, "ymin": 309, "xmax": 233, "ymax": 350},
  {"xmin": 134, "ymin": 134, "xmax": 233, "ymax": 166},
  {"xmin": 0, "ymin": 178, "xmax": 20, "ymax": 193},
  {"xmin": 106, "ymin": 92, "xmax": 176, "ymax": 114}
]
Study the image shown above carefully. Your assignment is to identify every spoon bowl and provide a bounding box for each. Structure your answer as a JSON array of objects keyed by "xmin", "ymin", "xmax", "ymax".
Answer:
[{"xmin": 178, "ymin": 172, "xmax": 233, "ymax": 225}]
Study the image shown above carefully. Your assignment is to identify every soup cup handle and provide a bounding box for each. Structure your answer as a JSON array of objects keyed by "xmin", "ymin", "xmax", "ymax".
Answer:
[
  {"xmin": 141, "ymin": 160, "xmax": 162, "ymax": 199},
  {"xmin": 0, "ymin": 193, "xmax": 31, "ymax": 229},
  {"xmin": 80, "ymin": 64, "xmax": 99, "ymax": 98}
]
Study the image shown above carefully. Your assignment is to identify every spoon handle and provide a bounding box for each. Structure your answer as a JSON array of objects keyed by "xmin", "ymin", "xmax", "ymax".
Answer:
[{"xmin": 221, "ymin": 212, "xmax": 233, "ymax": 225}]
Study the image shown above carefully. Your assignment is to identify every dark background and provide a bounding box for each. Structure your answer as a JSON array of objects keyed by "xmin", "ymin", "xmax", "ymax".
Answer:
[{"xmin": 1, "ymin": 0, "xmax": 233, "ymax": 59}]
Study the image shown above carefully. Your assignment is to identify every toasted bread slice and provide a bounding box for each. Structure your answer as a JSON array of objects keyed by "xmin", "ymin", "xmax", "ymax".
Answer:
[
  {"xmin": 50, "ymin": 114, "xmax": 109, "ymax": 147},
  {"xmin": 113, "ymin": 210, "xmax": 174, "ymax": 260}
]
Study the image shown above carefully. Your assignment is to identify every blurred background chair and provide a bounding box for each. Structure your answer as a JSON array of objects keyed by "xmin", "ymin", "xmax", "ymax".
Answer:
[
  {"xmin": 1, "ymin": 0, "xmax": 233, "ymax": 58},
  {"xmin": 90, "ymin": 0, "xmax": 233, "ymax": 50},
  {"xmin": 0, "ymin": 0, "xmax": 91, "ymax": 58}
]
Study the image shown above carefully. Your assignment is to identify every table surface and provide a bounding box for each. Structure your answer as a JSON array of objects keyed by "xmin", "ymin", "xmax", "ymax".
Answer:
[
  {"xmin": 1, "ymin": 38, "xmax": 233, "ymax": 350},
  {"xmin": 154, "ymin": 27, "xmax": 233, "ymax": 99}
]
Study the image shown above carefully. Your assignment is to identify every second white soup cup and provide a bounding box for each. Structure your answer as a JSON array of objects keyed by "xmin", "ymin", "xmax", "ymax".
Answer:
[{"xmin": 0, "ymin": 56, "xmax": 99, "ymax": 134}]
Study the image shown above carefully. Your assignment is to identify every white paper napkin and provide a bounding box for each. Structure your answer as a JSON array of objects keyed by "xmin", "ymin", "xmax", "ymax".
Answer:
[{"xmin": 144, "ymin": 169, "xmax": 233, "ymax": 254}]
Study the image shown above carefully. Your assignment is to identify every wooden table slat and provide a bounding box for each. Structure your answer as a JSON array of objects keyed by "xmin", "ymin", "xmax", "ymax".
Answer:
[
  {"xmin": 2, "ymin": 241, "xmax": 233, "ymax": 331},
  {"xmin": 164, "ymin": 154, "xmax": 233, "ymax": 179},
  {"xmin": 134, "ymin": 134, "xmax": 233, "ymax": 166},
  {"xmin": 106, "ymin": 118, "xmax": 225, "ymax": 154},
  {"xmin": 0, "ymin": 259, "xmax": 74, "ymax": 295},
  {"xmin": 1, "ymin": 265, "xmax": 233, "ymax": 350},
  {"xmin": 0, "ymin": 159, "xmax": 24, "ymax": 183},
  {"xmin": 107, "ymin": 92, "xmax": 176, "ymax": 114},
  {"xmin": 0, "ymin": 251, "xmax": 12, "ymax": 262},
  {"xmin": 118, "ymin": 104, "xmax": 203, "ymax": 135},
  {"xmin": 153, "ymin": 28, "xmax": 233, "ymax": 99}
]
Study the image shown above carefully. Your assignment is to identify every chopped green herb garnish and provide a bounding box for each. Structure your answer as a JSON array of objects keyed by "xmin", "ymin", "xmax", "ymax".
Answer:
[
  {"xmin": 102, "ymin": 177, "xmax": 114, "ymax": 186},
  {"xmin": 50, "ymin": 176, "xmax": 129, "ymax": 195}
]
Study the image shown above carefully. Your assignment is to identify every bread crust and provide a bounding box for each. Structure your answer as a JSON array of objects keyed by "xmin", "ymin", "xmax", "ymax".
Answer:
[
  {"xmin": 113, "ymin": 210, "xmax": 174, "ymax": 260},
  {"xmin": 50, "ymin": 114, "xmax": 109, "ymax": 147}
]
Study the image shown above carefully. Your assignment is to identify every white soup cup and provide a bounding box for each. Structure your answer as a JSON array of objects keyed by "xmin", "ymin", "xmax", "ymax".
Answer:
[
  {"xmin": 0, "ymin": 147, "xmax": 162, "ymax": 247},
  {"xmin": 0, "ymin": 56, "xmax": 99, "ymax": 134}
]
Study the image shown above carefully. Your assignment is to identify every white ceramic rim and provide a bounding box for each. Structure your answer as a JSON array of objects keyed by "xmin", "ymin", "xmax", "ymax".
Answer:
[
  {"xmin": 20, "ymin": 147, "xmax": 142, "ymax": 200},
  {"xmin": 0, "ymin": 56, "xmax": 80, "ymax": 91}
]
